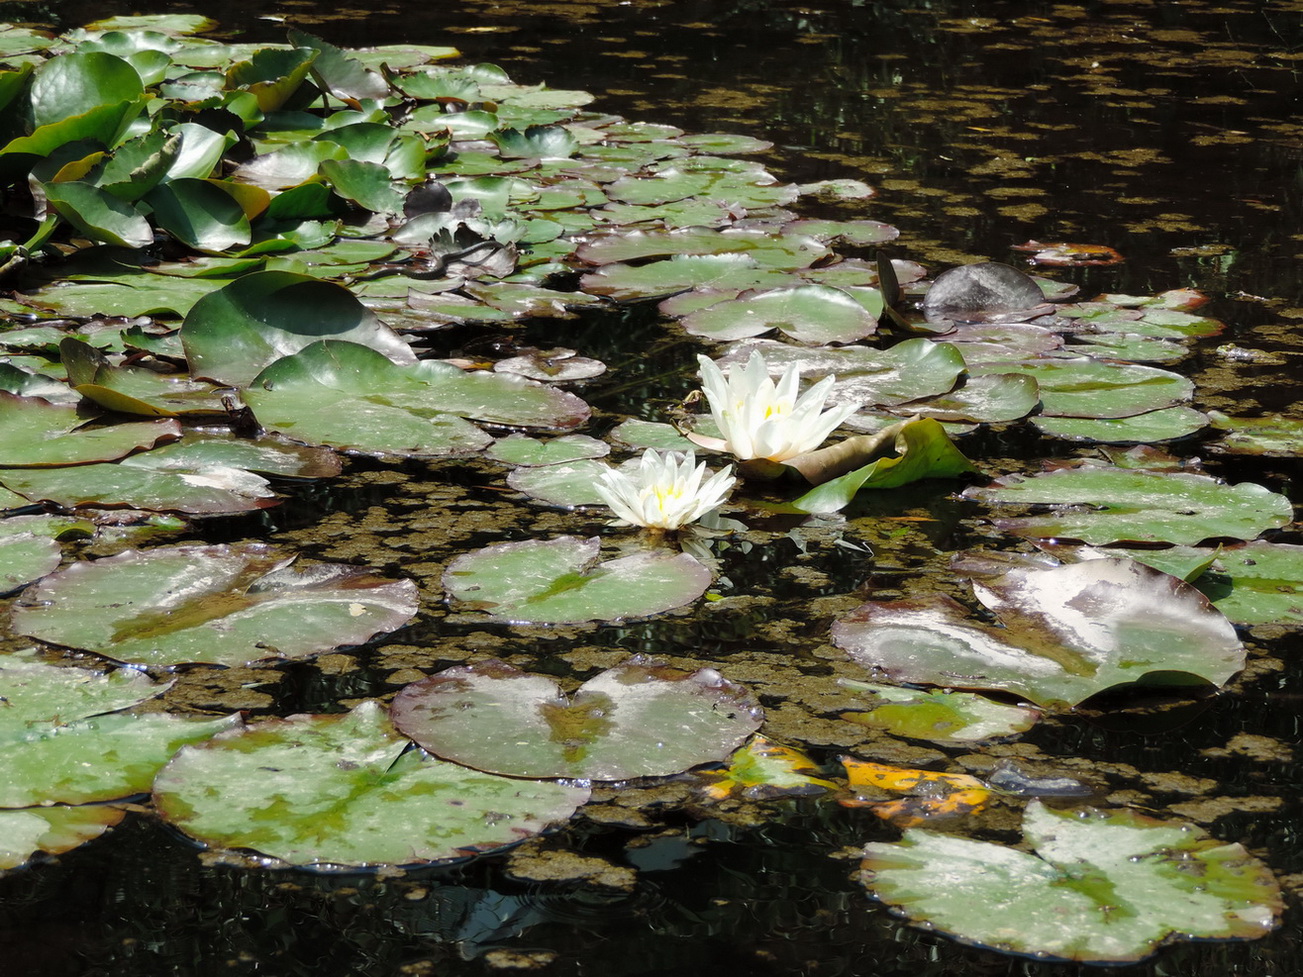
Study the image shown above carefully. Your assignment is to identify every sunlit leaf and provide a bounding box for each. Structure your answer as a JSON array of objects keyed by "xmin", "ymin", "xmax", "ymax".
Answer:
[
  {"xmin": 0, "ymin": 394, "xmax": 179, "ymax": 467},
  {"xmin": 839, "ymin": 679, "xmax": 1040, "ymax": 745},
  {"xmin": 391, "ymin": 658, "xmax": 762, "ymax": 780},
  {"xmin": 692, "ymin": 736, "xmax": 835, "ymax": 800},
  {"xmin": 859, "ymin": 800, "xmax": 1282, "ymax": 963},
  {"xmin": 840, "ymin": 758, "xmax": 991, "ymax": 825},
  {"xmin": 0, "ymin": 804, "xmax": 125, "ymax": 871},
  {"xmin": 154, "ymin": 700, "xmax": 590, "ymax": 867}
]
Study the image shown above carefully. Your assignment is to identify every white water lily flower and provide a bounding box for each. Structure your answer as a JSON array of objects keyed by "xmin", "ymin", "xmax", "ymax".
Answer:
[
  {"xmin": 696, "ymin": 350, "xmax": 860, "ymax": 462},
  {"xmin": 595, "ymin": 449, "xmax": 736, "ymax": 530}
]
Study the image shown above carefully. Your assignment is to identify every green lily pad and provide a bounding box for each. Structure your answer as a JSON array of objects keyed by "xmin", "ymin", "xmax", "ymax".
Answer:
[
  {"xmin": 608, "ymin": 419, "xmax": 704, "ymax": 453},
  {"xmin": 506, "ymin": 459, "xmax": 610, "ymax": 507},
  {"xmin": 120, "ymin": 432, "xmax": 342, "ymax": 479},
  {"xmin": 0, "ymin": 650, "xmax": 235, "ymax": 807},
  {"xmin": 901, "ymin": 372, "xmax": 1040, "ymax": 424},
  {"xmin": 691, "ymin": 736, "xmax": 836, "ymax": 800},
  {"xmin": 0, "ymin": 460, "xmax": 278, "ymax": 515},
  {"xmin": 444, "ymin": 535, "xmax": 712, "ymax": 624},
  {"xmin": 0, "ymin": 804, "xmax": 126, "ymax": 871},
  {"xmin": 180, "ymin": 271, "xmax": 417, "ymax": 385},
  {"xmin": 153, "ymin": 700, "xmax": 590, "ymax": 868},
  {"xmin": 831, "ymin": 558, "xmax": 1244, "ymax": 707},
  {"xmin": 839, "ymin": 679, "xmax": 1040, "ymax": 745},
  {"xmin": 391, "ymin": 658, "xmax": 762, "ymax": 780},
  {"xmin": 859, "ymin": 800, "xmax": 1282, "ymax": 963},
  {"xmin": 580, "ymin": 254, "xmax": 797, "ymax": 303},
  {"xmin": 1190, "ymin": 541, "xmax": 1303, "ymax": 626},
  {"xmin": 718, "ymin": 338, "xmax": 966, "ymax": 408},
  {"xmin": 1032, "ymin": 406, "xmax": 1208, "ymax": 443},
  {"xmin": 0, "ymin": 532, "xmax": 61, "ymax": 593},
  {"xmin": 1206, "ymin": 411, "xmax": 1303, "ymax": 457},
  {"xmin": 0, "ymin": 394, "xmax": 180, "ymax": 467},
  {"xmin": 488, "ymin": 434, "xmax": 609, "ymax": 467},
  {"xmin": 11, "ymin": 543, "xmax": 418, "ymax": 667},
  {"xmin": 975, "ymin": 357, "xmax": 1193, "ymax": 419},
  {"xmin": 682, "ymin": 284, "xmax": 880, "ymax": 345},
  {"xmin": 964, "ymin": 466, "xmax": 1293, "ymax": 545}
]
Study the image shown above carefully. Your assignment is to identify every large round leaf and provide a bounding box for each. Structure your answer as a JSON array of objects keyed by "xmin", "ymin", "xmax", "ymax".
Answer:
[
  {"xmin": 974, "ymin": 358, "xmax": 1193, "ymax": 419},
  {"xmin": 11, "ymin": 544, "xmax": 418, "ymax": 667},
  {"xmin": 682, "ymin": 284, "xmax": 879, "ymax": 345},
  {"xmin": 391, "ymin": 659, "xmax": 763, "ymax": 780},
  {"xmin": 0, "ymin": 462, "xmax": 278, "ymax": 515},
  {"xmin": 180, "ymin": 271, "xmax": 417, "ymax": 385},
  {"xmin": 29, "ymin": 51, "xmax": 144, "ymax": 128},
  {"xmin": 0, "ymin": 650, "xmax": 234, "ymax": 807},
  {"xmin": 0, "ymin": 393, "xmax": 179, "ymax": 466},
  {"xmin": 964, "ymin": 466, "xmax": 1293, "ymax": 545},
  {"xmin": 832, "ymin": 558, "xmax": 1244, "ymax": 707},
  {"xmin": 444, "ymin": 535, "xmax": 712, "ymax": 624},
  {"xmin": 859, "ymin": 800, "xmax": 1282, "ymax": 963},
  {"xmin": 153, "ymin": 700, "xmax": 590, "ymax": 868}
]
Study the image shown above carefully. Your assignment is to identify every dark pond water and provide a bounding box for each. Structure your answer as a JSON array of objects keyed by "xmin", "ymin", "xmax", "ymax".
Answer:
[{"xmin": 2, "ymin": 1, "xmax": 1302, "ymax": 975}]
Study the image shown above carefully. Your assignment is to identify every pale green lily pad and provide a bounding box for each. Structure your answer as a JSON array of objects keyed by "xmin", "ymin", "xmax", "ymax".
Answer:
[
  {"xmin": 153, "ymin": 700, "xmax": 590, "ymax": 868},
  {"xmin": 839, "ymin": 679, "xmax": 1040, "ymax": 745},
  {"xmin": 900, "ymin": 372, "xmax": 1040, "ymax": 424},
  {"xmin": 506, "ymin": 460, "xmax": 609, "ymax": 507},
  {"xmin": 488, "ymin": 434, "xmax": 609, "ymax": 467},
  {"xmin": 859, "ymin": 800, "xmax": 1282, "ymax": 963},
  {"xmin": 444, "ymin": 535, "xmax": 712, "ymax": 625},
  {"xmin": 120, "ymin": 432, "xmax": 342, "ymax": 479},
  {"xmin": 0, "ymin": 804, "xmax": 126, "ymax": 871},
  {"xmin": 0, "ymin": 394, "xmax": 180, "ymax": 467},
  {"xmin": 1190, "ymin": 541, "xmax": 1303, "ymax": 626},
  {"xmin": 580, "ymin": 254, "xmax": 797, "ymax": 303},
  {"xmin": 0, "ymin": 461, "xmax": 278, "ymax": 515},
  {"xmin": 0, "ymin": 650, "xmax": 235, "ymax": 807},
  {"xmin": 391, "ymin": 658, "xmax": 762, "ymax": 780},
  {"xmin": 11, "ymin": 543, "xmax": 418, "ymax": 667},
  {"xmin": 975, "ymin": 358, "xmax": 1193, "ymax": 419},
  {"xmin": 180, "ymin": 270, "xmax": 417, "ymax": 385},
  {"xmin": 0, "ymin": 534, "xmax": 61, "ymax": 593},
  {"xmin": 718, "ymin": 338, "xmax": 966, "ymax": 408},
  {"xmin": 244, "ymin": 341, "xmax": 587, "ymax": 457},
  {"xmin": 1206, "ymin": 411, "xmax": 1303, "ymax": 457},
  {"xmin": 832, "ymin": 558, "xmax": 1244, "ymax": 707},
  {"xmin": 965, "ymin": 466, "xmax": 1292, "ymax": 545},
  {"xmin": 608, "ymin": 419, "xmax": 704, "ymax": 453},
  {"xmin": 682, "ymin": 284, "xmax": 879, "ymax": 345},
  {"xmin": 1032, "ymin": 406, "xmax": 1208, "ymax": 443}
]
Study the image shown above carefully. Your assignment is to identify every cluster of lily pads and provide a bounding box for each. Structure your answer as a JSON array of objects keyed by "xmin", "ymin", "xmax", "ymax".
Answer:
[{"xmin": 0, "ymin": 13, "xmax": 1295, "ymax": 966}]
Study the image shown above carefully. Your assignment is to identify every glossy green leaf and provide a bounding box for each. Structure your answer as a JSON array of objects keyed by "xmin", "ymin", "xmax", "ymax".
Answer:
[
  {"xmin": 180, "ymin": 270, "xmax": 416, "ymax": 385},
  {"xmin": 1207, "ymin": 411, "xmax": 1303, "ymax": 457},
  {"xmin": 965, "ymin": 466, "xmax": 1293, "ymax": 545},
  {"xmin": 43, "ymin": 181, "xmax": 153, "ymax": 248},
  {"xmin": 0, "ymin": 461, "xmax": 277, "ymax": 515},
  {"xmin": 580, "ymin": 253, "xmax": 796, "ymax": 302},
  {"xmin": 0, "ymin": 804, "xmax": 125, "ymax": 871},
  {"xmin": 153, "ymin": 700, "xmax": 590, "ymax": 867},
  {"xmin": 444, "ymin": 535, "xmax": 712, "ymax": 624},
  {"xmin": 488, "ymin": 433, "xmax": 609, "ymax": 467},
  {"xmin": 975, "ymin": 357, "xmax": 1193, "ymax": 419},
  {"xmin": 0, "ymin": 394, "xmax": 179, "ymax": 466},
  {"xmin": 902, "ymin": 372, "xmax": 1040, "ymax": 424},
  {"xmin": 0, "ymin": 650, "xmax": 234, "ymax": 807},
  {"xmin": 492, "ymin": 125, "xmax": 578, "ymax": 159},
  {"xmin": 29, "ymin": 52, "xmax": 144, "ymax": 129},
  {"xmin": 683, "ymin": 284, "xmax": 879, "ymax": 344},
  {"xmin": 145, "ymin": 178, "xmax": 252, "ymax": 252},
  {"xmin": 859, "ymin": 801, "xmax": 1282, "ymax": 963},
  {"xmin": 11, "ymin": 543, "xmax": 418, "ymax": 667},
  {"xmin": 832, "ymin": 558, "xmax": 1244, "ymax": 707},
  {"xmin": 319, "ymin": 158, "xmax": 405, "ymax": 213},
  {"xmin": 391, "ymin": 659, "xmax": 762, "ymax": 780},
  {"xmin": 1032, "ymin": 406, "xmax": 1208, "ymax": 443},
  {"xmin": 0, "ymin": 533, "xmax": 60, "ymax": 594}
]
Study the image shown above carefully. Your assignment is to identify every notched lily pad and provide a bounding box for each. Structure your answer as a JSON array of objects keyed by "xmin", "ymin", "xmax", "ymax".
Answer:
[
  {"xmin": 154, "ymin": 700, "xmax": 590, "ymax": 868},
  {"xmin": 443, "ymin": 535, "xmax": 712, "ymax": 624},
  {"xmin": 0, "ymin": 393, "xmax": 180, "ymax": 467},
  {"xmin": 859, "ymin": 800, "xmax": 1282, "ymax": 963},
  {"xmin": 391, "ymin": 658, "xmax": 763, "ymax": 780},
  {"xmin": 12, "ymin": 543, "xmax": 418, "ymax": 667},
  {"xmin": 831, "ymin": 558, "xmax": 1244, "ymax": 707}
]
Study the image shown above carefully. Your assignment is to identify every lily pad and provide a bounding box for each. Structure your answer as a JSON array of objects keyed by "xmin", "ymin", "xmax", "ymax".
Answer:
[
  {"xmin": 244, "ymin": 341, "xmax": 587, "ymax": 457},
  {"xmin": 1206, "ymin": 411, "xmax": 1303, "ymax": 457},
  {"xmin": 0, "ymin": 804, "xmax": 126, "ymax": 871},
  {"xmin": 964, "ymin": 466, "xmax": 1293, "ymax": 545},
  {"xmin": 443, "ymin": 535, "xmax": 712, "ymax": 624},
  {"xmin": 900, "ymin": 372, "xmax": 1040, "ymax": 424},
  {"xmin": 0, "ymin": 461, "xmax": 278, "ymax": 515},
  {"xmin": 487, "ymin": 434, "xmax": 609, "ymax": 467},
  {"xmin": 1031, "ymin": 406, "xmax": 1208, "ymax": 443},
  {"xmin": 859, "ymin": 800, "xmax": 1282, "ymax": 963},
  {"xmin": 180, "ymin": 271, "xmax": 417, "ymax": 385},
  {"xmin": 506, "ymin": 459, "xmax": 609, "ymax": 507},
  {"xmin": 691, "ymin": 736, "xmax": 835, "ymax": 801},
  {"xmin": 839, "ymin": 679, "xmax": 1040, "ymax": 745},
  {"xmin": 1189, "ymin": 541, "xmax": 1303, "ymax": 626},
  {"xmin": 0, "ymin": 650, "xmax": 235, "ymax": 807},
  {"xmin": 976, "ymin": 358, "xmax": 1193, "ymax": 419},
  {"xmin": 0, "ymin": 394, "xmax": 180, "ymax": 466},
  {"xmin": 0, "ymin": 533, "xmax": 61, "ymax": 593},
  {"xmin": 682, "ymin": 284, "xmax": 879, "ymax": 345},
  {"xmin": 11, "ymin": 543, "xmax": 418, "ymax": 667},
  {"xmin": 831, "ymin": 558, "xmax": 1244, "ymax": 707},
  {"xmin": 153, "ymin": 700, "xmax": 590, "ymax": 868},
  {"xmin": 390, "ymin": 659, "xmax": 763, "ymax": 780}
]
